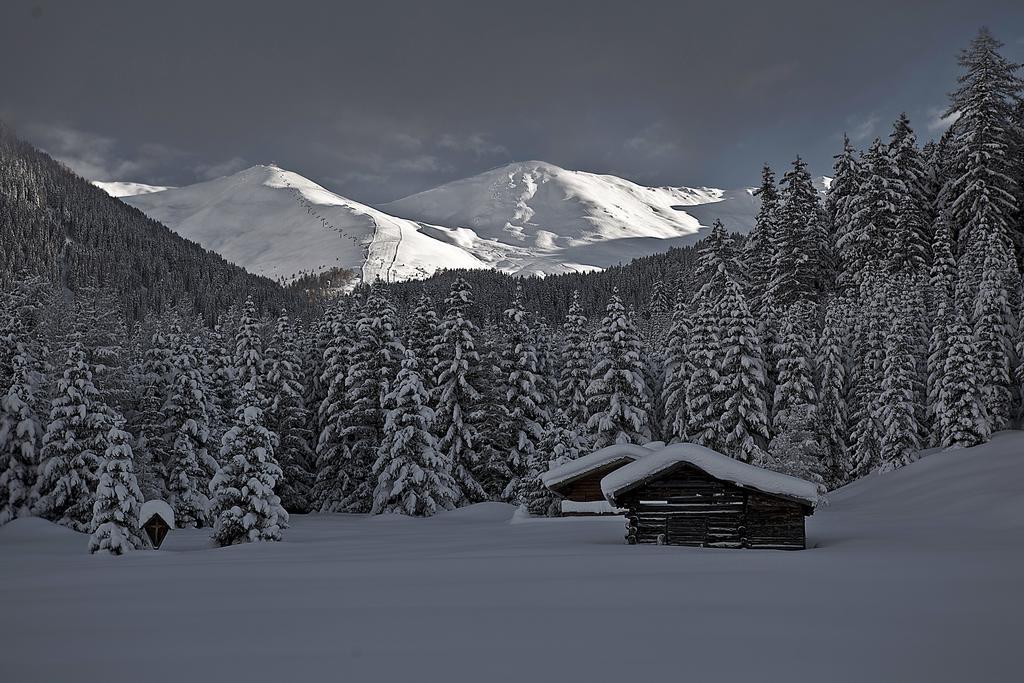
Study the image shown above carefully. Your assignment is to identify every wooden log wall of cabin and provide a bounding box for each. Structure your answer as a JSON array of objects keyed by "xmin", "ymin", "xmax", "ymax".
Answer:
[{"xmin": 618, "ymin": 463, "xmax": 808, "ymax": 550}]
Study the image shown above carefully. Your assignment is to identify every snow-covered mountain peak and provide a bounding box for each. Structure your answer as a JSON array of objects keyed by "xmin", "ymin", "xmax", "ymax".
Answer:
[
  {"xmin": 109, "ymin": 160, "xmax": 761, "ymax": 284},
  {"xmin": 119, "ymin": 165, "xmax": 487, "ymax": 285}
]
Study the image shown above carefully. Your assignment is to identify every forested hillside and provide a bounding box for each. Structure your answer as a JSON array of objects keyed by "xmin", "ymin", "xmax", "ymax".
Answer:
[{"xmin": 0, "ymin": 124, "xmax": 294, "ymax": 322}]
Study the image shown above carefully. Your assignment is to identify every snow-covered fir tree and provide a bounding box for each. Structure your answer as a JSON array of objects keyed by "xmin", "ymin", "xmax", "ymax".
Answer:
[
  {"xmin": 661, "ymin": 291, "xmax": 693, "ymax": 442},
  {"xmin": 773, "ymin": 303, "xmax": 818, "ymax": 435},
  {"xmin": 499, "ymin": 285, "xmax": 548, "ymax": 501},
  {"xmin": 234, "ymin": 296, "xmax": 266, "ymax": 400},
  {"xmin": 34, "ymin": 337, "xmax": 117, "ymax": 531},
  {"xmin": 586, "ymin": 289, "xmax": 651, "ymax": 448},
  {"xmin": 878, "ymin": 283, "xmax": 923, "ymax": 472},
  {"xmin": 88, "ymin": 423, "xmax": 145, "ymax": 555},
  {"xmin": 557, "ymin": 291, "xmax": 592, "ymax": 429},
  {"xmin": 944, "ymin": 27, "xmax": 1022, "ymax": 291},
  {"xmin": 771, "ymin": 156, "xmax": 826, "ymax": 307},
  {"xmin": 972, "ymin": 230, "xmax": 1018, "ymax": 431},
  {"xmin": 341, "ymin": 291, "xmax": 403, "ymax": 512},
  {"xmin": 743, "ymin": 164, "xmax": 780, "ymax": 314},
  {"xmin": 209, "ymin": 395, "xmax": 288, "ymax": 546},
  {"xmin": 312, "ymin": 303, "xmax": 354, "ymax": 512},
  {"xmin": 939, "ymin": 313, "xmax": 990, "ymax": 448},
  {"xmin": 164, "ymin": 325, "xmax": 214, "ymax": 528},
  {"xmin": 0, "ymin": 331, "xmax": 42, "ymax": 525},
  {"xmin": 372, "ymin": 347, "xmax": 457, "ymax": 516},
  {"xmin": 406, "ymin": 293, "xmax": 442, "ymax": 394},
  {"xmin": 925, "ymin": 214, "xmax": 958, "ymax": 444},
  {"xmin": 715, "ymin": 272, "xmax": 770, "ymax": 463},
  {"xmin": 264, "ymin": 309, "xmax": 315, "ymax": 513},
  {"xmin": 432, "ymin": 277, "xmax": 487, "ymax": 503},
  {"xmin": 816, "ymin": 296, "xmax": 853, "ymax": 487}
]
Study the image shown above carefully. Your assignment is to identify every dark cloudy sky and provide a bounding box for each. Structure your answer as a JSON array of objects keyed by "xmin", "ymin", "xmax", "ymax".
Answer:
[{"xmin": 2, "ymin": 0, "xmax": 1023, "ymax": 203}]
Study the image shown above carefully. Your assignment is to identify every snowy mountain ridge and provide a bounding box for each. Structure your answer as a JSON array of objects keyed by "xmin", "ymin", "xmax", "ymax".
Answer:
[{"xmin": 109, "ymin": 160, "xmax": 768, "ymax": 284}]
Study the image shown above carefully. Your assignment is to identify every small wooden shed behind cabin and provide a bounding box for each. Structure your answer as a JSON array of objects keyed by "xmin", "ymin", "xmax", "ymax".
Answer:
[
  {"xmin": 541, "ymin": 444, "xmax": 654, "ymax": 515},
  {"xmin": 601, "ymin": 444, "xmax": 819, "ymax": 550}
]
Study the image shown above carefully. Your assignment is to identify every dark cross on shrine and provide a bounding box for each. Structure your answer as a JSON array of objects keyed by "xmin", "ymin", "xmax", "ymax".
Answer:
[{"xmin": 142, "ymin": 513, "xmax": 171, "ymax": 549}]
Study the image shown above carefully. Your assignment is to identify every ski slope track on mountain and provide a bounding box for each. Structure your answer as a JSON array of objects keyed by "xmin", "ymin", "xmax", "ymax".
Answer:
[
  {"xmin": 1, "ymin": 432, "xmax": 1021, "ymax": 683},
  {"xmin": 121, "ymin": 165, "xmax": 488, "ymax": 284}
]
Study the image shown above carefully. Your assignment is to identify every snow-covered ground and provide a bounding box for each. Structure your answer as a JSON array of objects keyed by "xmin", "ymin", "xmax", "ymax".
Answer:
[{"xmin": 2, "ymin": 432, "xmax": 1022, "ymax": 683}]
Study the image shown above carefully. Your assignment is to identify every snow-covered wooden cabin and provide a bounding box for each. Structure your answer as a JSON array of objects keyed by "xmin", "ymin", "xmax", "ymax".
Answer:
[
  {"xmin": 541, "ymin": 444, "xmax": 654, "ymax": 515},
  {"xmin": 601, "ymin": 444, "xmax": 819, "ymax": 550}
]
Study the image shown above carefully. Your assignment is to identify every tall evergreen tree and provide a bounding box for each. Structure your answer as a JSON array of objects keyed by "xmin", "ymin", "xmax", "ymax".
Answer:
[
  {"xmin": 715, "ymin": 274, "xmax": 770, "ymax": 462},
  {"xmin": 944, "ymin": 28, "xmax": 1023, "ymax": 290},
  {"xmin": 743, "ymin": 165, "xmax": 780, "ymax": 314},
  {"xmin": 312, "ymin": 304, "xmax": 354, "ymax": 512},
  {"xmin": 341, "ymin": 291, "xmax": 403, "ymax": 512},
  {"xmin": 372, "ymin": 347, "xmax": 457, "ymax": 516},
  {"xmin": 164, "ymin": 326, "xmax": 214, "ymax": 528},
  {"xmin": 499, "ymin": 286, "xmax": 547, "ymax": 501},
  {"xmin": 816, "ymin": 296, "xmax": 853, "ymax": 487},
  {"xmin": 661, "ymin": 291, "xmax": 693, "ymax": 442},
  {"xmin": 878, "ymin": 284, "xmax": 923, "ymax": 471},
  {"xmin": 771, "ymin": 157, "xmax": 826, "ymax": 307},
  {"xmin": 558, "ymin": 291, "xmax": 592, "ymax": 429},
  {"xmin": 972, "ymin": 230, "xmax": 1018, "ymax": 430},
  {"xmin": 433, "ymin": 278, "xmax": 487, "ymax": 503},
  {"xmin": 265, "ymin": 310, "xmax": 315, "ymax": 513},
  {"xmin": 939, "ymin": 314, "xmax": 990, "ymax": 448},
  {"xmin": 586, "ymin": 289, "xmax": 651, "ymax": 448},
  {"xmin": 0, "ymin": 334, "xmax": 42, "ymax": 525},
  {"xmin": 88, "ymin": 424, "xmax": 145, "ymax": 555},
  {"xmin": 209, "ymin": 397, "xmax": 288, "ymax": 546},
  {"xmin": 34, "ymin": 338, "xmax": 117, "ymax": 531}
]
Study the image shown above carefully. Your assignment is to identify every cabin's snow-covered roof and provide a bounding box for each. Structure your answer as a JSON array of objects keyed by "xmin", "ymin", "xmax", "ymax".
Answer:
[
  {"xmin": 601, "ymin": 443, "xmax": 820, "ymax": 507},
  {"xmin": 560, "ymin": 500, "xmax": 624, "ymax": 515},
  {"xmin": 541, "ymin": 444, "xmax": 653, "ymax": 489},
  {"xmin": 139, "ymin": 500, "xmax": 175, "ymax": 528}
]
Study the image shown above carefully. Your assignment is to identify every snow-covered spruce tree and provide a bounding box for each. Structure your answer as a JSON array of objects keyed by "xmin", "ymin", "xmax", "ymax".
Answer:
[
  {"xmin": 499, "ymin": 285, "xmax": 548, "ymax": 502},
  {"xmin": 264, "ymin": 310, "xmax": 315, "ymax": 513},
  {"xmin": 164, "ymin": 326, "xmax": 215, "ymax": 528},
  {"xmin": 925, "ymin": 214, "xmax": 958, "ymax": 444},
  {"xmin": 838, "ymin": 139, "xmax": 900, "ymax": 290},
  {"xmin": 939, "ymin": 313, "xmax": 990, "ymax": 448},
  {"xmin": 714, "ymin": 272, "xmax": 770, "ymax": 463},
  {"xmin": 743, "ymin": 164, "xmax": 780, "ymax": 315},
  {"xmin": 130, "ymin": 326, "xmax": 175, "ymax": 496},
  {"xmin": 204, "ymin": 319, "xmax": 238, "ymax": 447},
  {"xmin": 432, "ymin": 277, "xmax": 487, "ymax": 504},
  {"xmin": 770, "ymin": 156, "xmax": 826, "ymax": 308},
  {"xmin": 312, "ymin": 303, "xmax": 354, "ymax": 512},
  {"xmin": 887, "ymin": 114, "xmax": 931, "ymax": 276},
  {"xmin": 341, "ymin": 291, "xmax": 403, "ymax": 512},
  {"xmin": 0, "ymin": 334, "xmax": 42, "ymax": 524},
  {"xmin": 661, "ymin": 291, "xmax": 693, "ymax": 442},
  {"xmin": 773, "ymin": 303, "xmax": 818, "ymax": 436},
  {"xmin": 944, "ymin": 28, "xmax": 1022, "ymax": 290},
  {"xmin": 234, "ymin": 295, "xmax": 266, "ymax": 400},
  {"xmin": 34, "ymin": 338, "xmax": 118, "ymax": 531},
  {"xmin": 534, "ymin": 317, "xmax": 559, "ymax": 420},
  {"xmin": 558, "ymin": 291, "xmax": 592, "ymax": 430},
  {"xmin": 815, "ymin": 296, "xmax": 853, "ymax": 487},
  {"xmin": 828, "ymin": 135, "xmax": 863, "ymax": 293},
  {"xmin": 407, "ymin": 293, "xmax": 442, "ymax": 394},
  {"xmin": 848, "ymin": 271, "xmax": 888, "ymax": 478},
  {"xmin": 88, "ymin": 423, "xmax": 145, "ymax": 555},
  {"xmin": 684, "ymin": 235, "xmax": 724, "ymax": 448},
  {"xmin": 972, "ymin": 230, "xmax": 1018, "ymax": 431},
  {"xmin": 209, "ymin": 395, "xmax": 288, "ymax": 546},
  {"xmin": 372, "ymin": 346, "xmax": 457, "ymax": 516},
  {"xmin": 878, "ymin": 284, "xmax": 923, "ymax": 472},
  {"xmin": 472, "ymin": 327, "xmax": 514, "ymax": 498},
  {"xmin": 763, "ymin": 403, "xmax": 825, "ymax": 493},
  {"xmin": 586, "ymin": 288, "xmax": 651, "ymax": 449}
]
